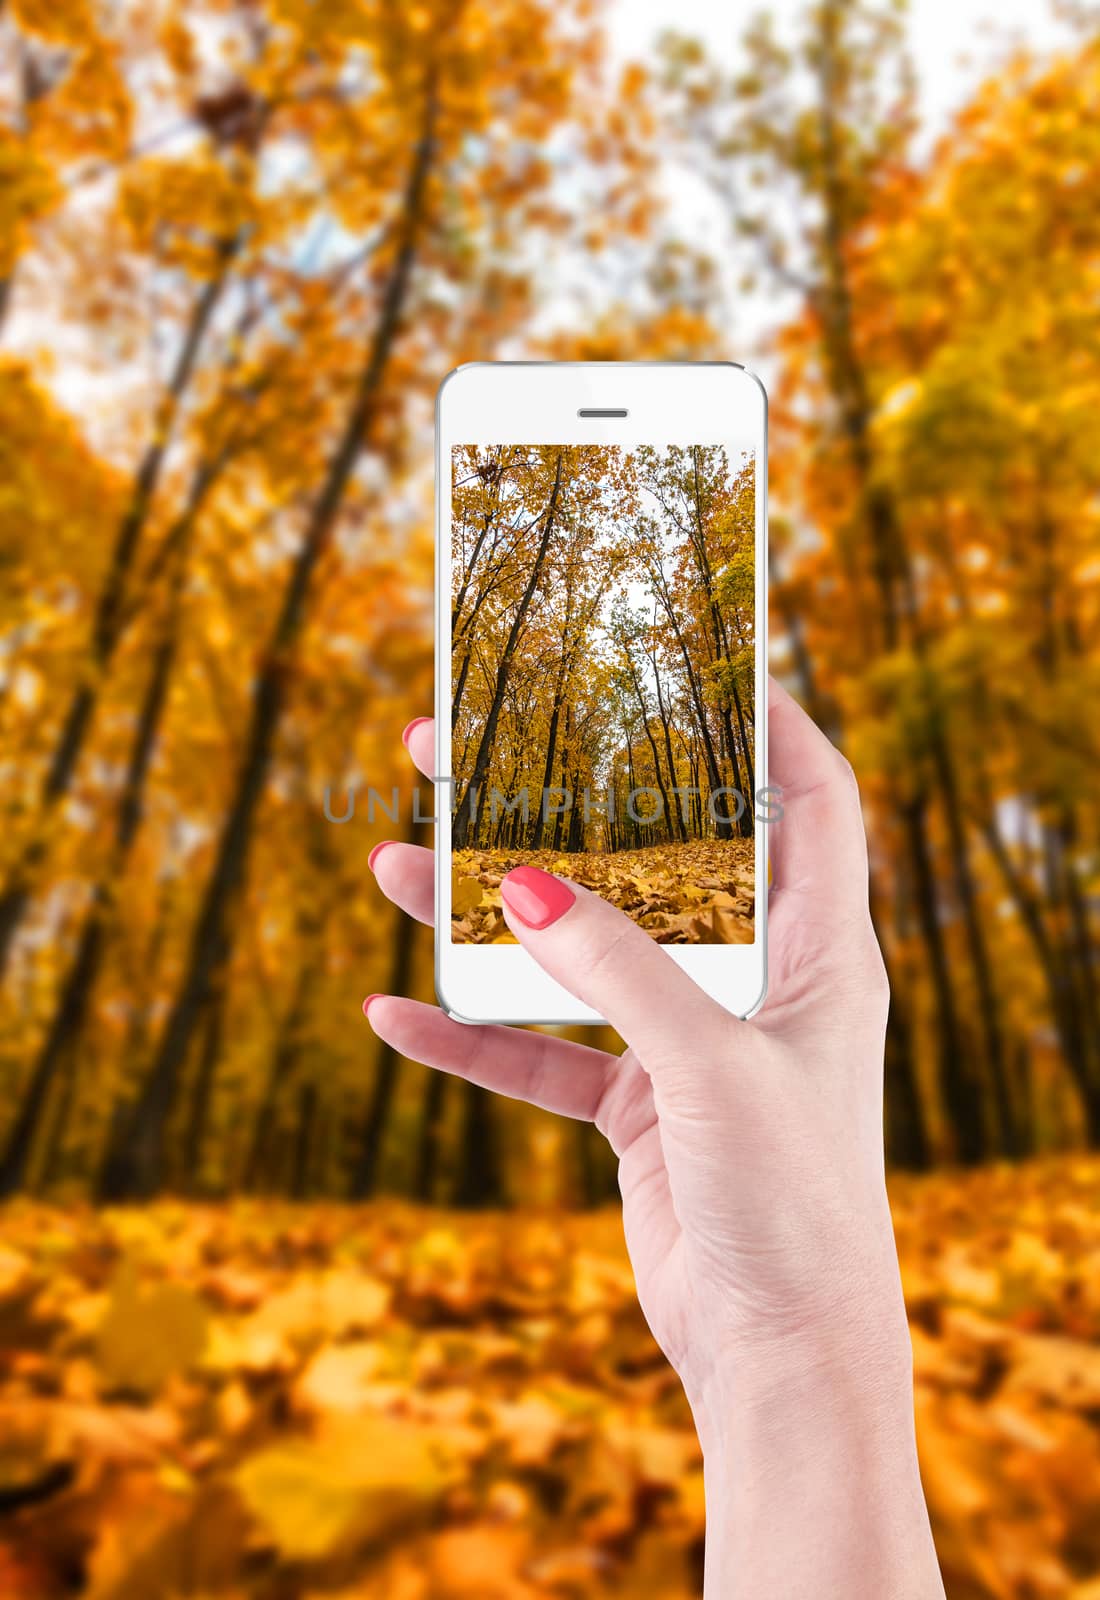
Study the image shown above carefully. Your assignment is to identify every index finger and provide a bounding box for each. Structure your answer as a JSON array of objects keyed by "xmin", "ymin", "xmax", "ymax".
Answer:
[
  {"xmin": 401, "ymin": 716, "xmax": 435, "ymax": 781},
  {"xmin": 767, "ymin": 678, "xmax": 870, "ymax": 911}
]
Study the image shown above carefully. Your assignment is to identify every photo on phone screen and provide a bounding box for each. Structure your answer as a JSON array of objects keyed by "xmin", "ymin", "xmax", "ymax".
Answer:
[{"xmin": 450, "ymin": 442, "xmax": 757, "ymax": 946}]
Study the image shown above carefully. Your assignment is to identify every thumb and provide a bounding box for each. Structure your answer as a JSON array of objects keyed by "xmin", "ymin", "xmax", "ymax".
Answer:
[{"xmin": 499, "ymin": 865, "xmax": 736, "ymax": 1067}]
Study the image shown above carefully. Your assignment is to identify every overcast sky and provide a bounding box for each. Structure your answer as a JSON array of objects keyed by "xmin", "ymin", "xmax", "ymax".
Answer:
[
  {"xmin": 602, "ymin": 0, "xmax": 1077, "ymax": 364},
  {"xmin": 608, "ymin": 0, "xmax": 1073, "ymax": 114},
  {"xmin": 17, "ymin": 1, "xmax": 1079, "ymax": 432}
]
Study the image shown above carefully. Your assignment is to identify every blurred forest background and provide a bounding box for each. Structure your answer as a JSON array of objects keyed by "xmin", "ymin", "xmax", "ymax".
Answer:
[{"xmin": 0, "ymin": 0, "xmax": 1098, "ymax": 1595}]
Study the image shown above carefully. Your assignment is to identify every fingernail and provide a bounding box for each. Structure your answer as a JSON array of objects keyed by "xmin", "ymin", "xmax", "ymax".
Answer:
[
  {"xmin": 362, "ymin": 994, "xmax": 382, "ymax": 1020},
  {"xmin": 368, "ymin": 841, "xmax": 393, "ymax": 873},
  {"xmin": 402, "ymin": 717, "xmax": 431, "ymax": 748},
  {"xmin": 500, "ymin": 866, "xmax": 575, "ymax": 930}
]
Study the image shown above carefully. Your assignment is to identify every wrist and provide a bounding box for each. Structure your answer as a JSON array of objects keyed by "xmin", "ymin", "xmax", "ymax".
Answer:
[
  {"xmin": 689, "ymin": 1277, "xmax": 915, "ymax": 1454},
  {"xmin": 695, "ymin": 1305, "xmax": 917, "ymax": 1463},
  {"xmin": 688, "ymin": 1296, "xmax": 943, "ymax": 1600},
  {"xmin": 685, "ymin": 1195, "xmax": 915, "ymax": 1447}
]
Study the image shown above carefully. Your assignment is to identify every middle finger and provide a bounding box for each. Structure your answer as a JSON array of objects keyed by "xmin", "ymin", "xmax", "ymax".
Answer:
[{"xmin": 370, "ymin": 841, "xmax": 434, "ymax": 926}]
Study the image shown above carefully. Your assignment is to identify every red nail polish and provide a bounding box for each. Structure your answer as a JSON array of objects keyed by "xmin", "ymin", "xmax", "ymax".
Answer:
[
  {"xmin": 368, "ymin": 841, "xmax": 393, "ymax": 873},
  {"xmin": 500, "ymin": 866, "xmax": 576, "ymax": 930},
  {"xmin": 402, "ymin": 717, "xmax": 432, "ymax": 748},
  {"xmin": 362, "ymin": 994, "xmax": 382, "ymax": 1019}
]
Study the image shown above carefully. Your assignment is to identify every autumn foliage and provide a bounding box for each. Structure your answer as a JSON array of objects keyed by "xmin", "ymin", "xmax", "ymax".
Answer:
[
  {"xmin": 0, "ymin": 0, "xmax": 1099, "ymax": 1592},
  {"xmin": 1, "ymin": 1163, "xmax": 1100, "ymax": 1597}
]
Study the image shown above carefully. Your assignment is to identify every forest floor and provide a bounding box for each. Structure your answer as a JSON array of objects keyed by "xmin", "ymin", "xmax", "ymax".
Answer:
[
  {"xmin": 452, "ymin": 839, "xmax": 755, "ymax": 945},
  {"xmin": 0, "ymin": 1158, "xmax": 1099, "ymax": 1596}
]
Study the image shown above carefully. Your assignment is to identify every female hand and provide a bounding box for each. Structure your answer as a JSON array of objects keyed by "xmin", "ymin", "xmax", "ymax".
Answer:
[{"xmin": 364, "ymin": 678, "xmax": 944, "ymax": 1599}]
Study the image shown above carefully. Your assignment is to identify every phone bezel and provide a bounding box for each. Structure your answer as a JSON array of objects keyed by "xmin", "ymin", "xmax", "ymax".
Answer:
[{"xmin": 435, "ymin": 361, "xmax": 768, "ymax": 1026}]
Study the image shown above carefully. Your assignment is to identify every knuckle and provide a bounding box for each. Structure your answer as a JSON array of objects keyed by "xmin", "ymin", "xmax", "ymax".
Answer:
[
  {"xmin": 574, "ymin": 918, "xmax": 634, "ymax": 996},
  {"xmin": 868, "ymin": 946, "xmax": 891, "ymax": 1007},
  {"xmin": 833, "ymin": 748, "xmax": 860, "ymax": 797},
  {"xmin": 525, "ymin": 1030, "xmax": 555, "ymax": 1106},
  {"xmin": 592, "ymin": 1056, "xmax": 627, "ymax": 1141},
  {"xmin": 455, "ymin": 1019, "xmax": 483, "ymax": 1079},
  {"xmin": 826, "ymin": 912, "xmax": 890, "ymax": 1011},
  {"xmin": 857, "ymin": 924, "xmax": 891, "ymax": 1008}
]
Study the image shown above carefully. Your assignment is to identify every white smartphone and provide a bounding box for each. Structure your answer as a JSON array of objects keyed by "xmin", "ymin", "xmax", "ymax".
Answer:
[{"xmin": 435, "ymin": 362, "xmax": 768, "ymax": 1025}]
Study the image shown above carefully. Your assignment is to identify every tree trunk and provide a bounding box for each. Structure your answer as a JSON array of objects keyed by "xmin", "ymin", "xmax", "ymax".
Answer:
[
  {"xmin": 290, "ymin": 1082, "xmax": 318, "ymax": 1201},
  {"xmin": 0, "ymin": 241, "xmax": 240, "ymax": 982},
  {"xmin": 0, "ymin": 448, "xmax": 234, "ymax": 1198},
  {"xmin": 536, "ymin": 695, "xmax": 565, "ymax": 849},
  {"xmin": 813, "ymin": 16, "xmax": 987, "ymax": 1163},
  {"xmin": 451, "ymin": 450, "xmax": 505, "ymax": 630},
  {"xmin": 728, "ymin": 677, "xmax": 755, "ymax": 830},
  {"xmin": 454, "ymin": 1078, "xmax": 503, "ymax": 1208},
  {"xmin": 1060, "ymin": 806, "xmax": 1100, "ymax": 1049},
  {"xmin": 974, "ymin": 800, "xmax": 1100, "ymax": 1143},
  {"xmin": 350, "ymin": 903, "xmax": 421, "ymax": 1199},
  {"xmin": 36, "ymin": 1046, "xmax": 78, "ymax": 1194},
  {"xmin": 451, "ymin": 639, "xmax": 474, "ymax": 730},
  {"xmin": 568, "ymin": 767, "xmax": 584, "ymax": 850},
  {"xmin": 552, "ymin": 705, "xmax": 573, "ymax": 852},
  {"xmin": 866, "ymin": 877, "xmax": 929, "ymax": 1170},
  {"xmin": 687, "ymin": 446, "xmax": 753, "ymax": 835},
  {"xmin": 180, "ymin": 983, "xmax": 226, "ymax": 1193},
  {"xmin": 624, "ymin": 652, "xmax": 675, "ymax": 846},
  {"xmin": 652, "ymin": 651, "xmax": 687, "ymax": 842},
  {"xmin": 718, "ymin": 701, "xmax": 751, "ymax": 837},
  {"xmin": 413, "ymin": 1070, "xmax": 447, "ymax": 1202},
  {"xmin": 0, "ymin": 897, "xmax": 107, "ymax": 1198},
  {"xmin": 453, "ymin": 450, "xmax": 565, "ymax": 847},
  {"xmin": 925, "ymin": 701, "xmax": 1017, "ymax": 1155},
  {"xmin": 651, "ymin": 572, "xmax": 732, "ymax": 841},
  {"xmin": 625, "ymin": 738, "xmax": 638, "ymax": 849},
  {"xmin": 900, "ymin": 795, "xmax": 985, "ymax": 1163},
  {"xmin": 243, "ymin": 961, "xmax": 312, "ymax": 1191},
  {"xmin": 98, "ymin": 86, "xmax": 438, "ymax": 1200}
]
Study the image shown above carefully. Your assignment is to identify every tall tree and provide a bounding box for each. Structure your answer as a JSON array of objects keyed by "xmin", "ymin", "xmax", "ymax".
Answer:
[
  {"xmin": 665, "ymin": 2, "xmax": 994, "ymax": 1158},
  {"xmin": 453, "ymin": 449, "xmax": 565, "ymax": 847},
  {"xmin": 98, "ymin": 72, "xmax": 440, "ymax": 1199},
  {"xmin": 0, "ymin": 234, "xmax": 241, "ymax": 979}
]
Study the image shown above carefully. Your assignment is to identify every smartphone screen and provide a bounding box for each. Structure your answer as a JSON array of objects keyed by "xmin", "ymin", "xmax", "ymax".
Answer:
[{"xmin": 449, "ymin": 441, "xmax": 757, "ymax": 947}]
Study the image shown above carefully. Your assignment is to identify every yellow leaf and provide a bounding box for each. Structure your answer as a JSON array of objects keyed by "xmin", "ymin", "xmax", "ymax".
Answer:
[
  {"xmin": 235, "ymin": 1415, "xmax": 456, "ymax": 1559},
  {"xmin": 96, "ymin": 1263, "xmax": 207, "ymax": 1396},
  {"xmin": 451, "ymin": 873, "xmax": 483, "ymax": 913},
  {"xmin": 295, "ymin": 1341, "xmax": 383, "ymax": 1415},
  {"xmin": 251, "ymin": 1270, "xmax": 390, "ymax": 1346}
]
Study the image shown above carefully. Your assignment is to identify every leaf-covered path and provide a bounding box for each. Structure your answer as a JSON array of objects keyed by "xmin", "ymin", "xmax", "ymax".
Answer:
[{"xmin": 452, "ymin": 839, "xmax": 755, "ymax": 945}]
